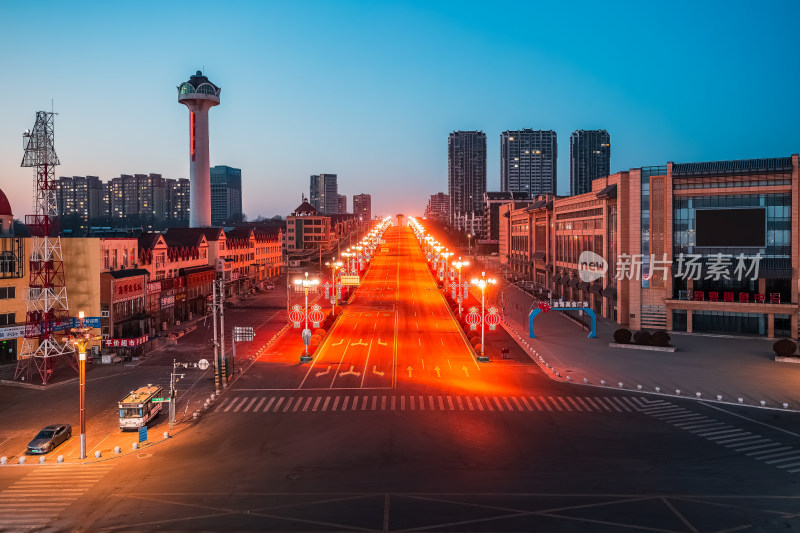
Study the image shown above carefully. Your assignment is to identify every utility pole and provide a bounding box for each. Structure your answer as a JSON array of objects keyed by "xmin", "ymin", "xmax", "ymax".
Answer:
[
  {"xmin": 169, "ymin": 360, "xmax": 185, "ymax": 426},
  {"xmin": 212, "ymin": 259, "xmax": 227, "ymax": 390}
]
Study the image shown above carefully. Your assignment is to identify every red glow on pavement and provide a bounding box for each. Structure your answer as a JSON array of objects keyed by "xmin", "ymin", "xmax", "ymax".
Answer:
[{"xmin": 252, "ymin": 222, "xmax": 532, "ymax": 397}]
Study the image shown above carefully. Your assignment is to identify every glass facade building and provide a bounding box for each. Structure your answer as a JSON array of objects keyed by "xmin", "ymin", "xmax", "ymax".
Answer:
[
  {"xmin": 569, "ymin": 130, "xmax": 610, "ymax": 196},
  {"xmin": 210, "ymin": 165, "xmax": 243, "ymax": 225}
]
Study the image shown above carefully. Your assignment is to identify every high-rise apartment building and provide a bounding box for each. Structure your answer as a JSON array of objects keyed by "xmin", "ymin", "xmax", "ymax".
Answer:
[
  {"xmin": 570, "ymin": 129, "xmax": 611, "ymax": 196},
  {"xmin": 448, "ymin": 131, "xmax": 486, "ymax": 230},
  {"xmin": 309, "ymin": 174, "xmax": 339, "ymax": 214},
  {"xmin": 166, "ymin": 178, "xmax": 190, "ymax": 223},
  {"xmin": 107, "ymin": 173, "xmax": 166, "ymax": 222},
  {"xmin": 210, "ymin": 165, "xmax": 243, "ymax": 224},
  {"xmin": 352, "ymin": 193, "xmax": 372, "ymax": 222},
  {"xmin": 338, "ymin": 194, "xmax": 347, "ymax": 214},
  {"xmin": 55, "ymin": 176, "xmax": 103, "ymax": 224},
  {"xmin": 56, "ymin": 174, "xmax": 189, "ymax": 228},
  {"xmin": 500, "ymin": 129, "xmax": 557, "ymax": 196},
  {"xmin": 424, "ymin": 193, "xmax": 449, "ymax": 222}
]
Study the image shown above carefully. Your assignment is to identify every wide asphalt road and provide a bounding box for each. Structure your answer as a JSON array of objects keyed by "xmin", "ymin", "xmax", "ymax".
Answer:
[{"xmin": 2, "ymin": 224, "xmax": 800, "ymax": 531}]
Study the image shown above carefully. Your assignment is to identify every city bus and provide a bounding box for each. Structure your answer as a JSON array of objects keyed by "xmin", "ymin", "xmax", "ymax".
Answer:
[{"xmin": 119, "ymin": 384, "xmax": 163, "ymax": 431}]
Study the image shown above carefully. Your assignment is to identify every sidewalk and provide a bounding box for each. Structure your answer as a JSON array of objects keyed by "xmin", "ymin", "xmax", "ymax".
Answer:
[{"xmin": 498, "ymin": 282, "xmax": 800, "ymax": 411}]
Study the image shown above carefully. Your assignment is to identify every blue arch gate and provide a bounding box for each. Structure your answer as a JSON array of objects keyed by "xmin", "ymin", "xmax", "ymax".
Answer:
[{"xmin": 529, "ymin": 301, "xmax": 597, "ymax": 339}]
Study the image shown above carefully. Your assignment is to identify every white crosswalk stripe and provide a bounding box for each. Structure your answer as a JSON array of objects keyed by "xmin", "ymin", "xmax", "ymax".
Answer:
[
  {"xmin": 0, "ymin": 463, "xmax": 115, "ymax": 530},
  {"xmin": 213, "ymin": 395, "xmax": 647, "ymax": 414},
  {"xmin": 639, "ymin": 398, "xmax": 800, "ymax": 475}
]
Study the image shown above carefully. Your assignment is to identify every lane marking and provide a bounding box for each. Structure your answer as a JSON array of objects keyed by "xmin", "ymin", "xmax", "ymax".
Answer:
[
  {"xmin": 244, "ymin": 397, "xmax": 258, "ymax": 412},
  {"xmin": 254, "ymin": 397, "xmax": 266, "ymax": 412},
  {"xmin": 360, "ymin": 339, "xmax": 374, "ymax": 387},
  {"xmin": 272, "ymin": 397, "xmax": 285, "ymax": 412}
]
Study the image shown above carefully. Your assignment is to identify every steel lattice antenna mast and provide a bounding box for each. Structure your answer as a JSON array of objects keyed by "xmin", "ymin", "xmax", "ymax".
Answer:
[{"xmin": 14, "ymin": 111, "xmax": 75, "ymax": 385}]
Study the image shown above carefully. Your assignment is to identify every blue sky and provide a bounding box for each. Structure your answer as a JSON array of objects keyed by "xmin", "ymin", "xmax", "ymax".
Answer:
[{"xmin": 0, "ymin": 1, "xmax": 798, "ymax": 219}]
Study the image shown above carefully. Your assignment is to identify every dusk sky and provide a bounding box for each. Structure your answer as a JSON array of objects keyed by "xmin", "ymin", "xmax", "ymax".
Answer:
[{"xmin": 1, "ymin": 1, "xmax": 798, "ymax": 220}]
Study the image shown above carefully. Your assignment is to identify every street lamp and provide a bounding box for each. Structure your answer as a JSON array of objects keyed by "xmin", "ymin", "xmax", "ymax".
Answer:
[
  {"xmin": 452, "ymin": 257, "xmax": 469, "ymax": 316},
  {"xmin": 440, "ymin": 251, "xmax": 452, "ymax": 273},
  {"xmin": 63, "ymin": 311, "xmax": 100, "ymax": 459},
  {"xmin": 324, "ymin": 259, "xmax": 342, "ymax": 316},
  {"xmin": 471, "ymin": 271, "xmax": 496, "ymax": 363},
  {"xmin": 467, "ymin": 233, "xmax": 472, "ymax": 256},
  {"xmin": 294, "ymin": 272, "xmax": 320, "ymax": 362}
]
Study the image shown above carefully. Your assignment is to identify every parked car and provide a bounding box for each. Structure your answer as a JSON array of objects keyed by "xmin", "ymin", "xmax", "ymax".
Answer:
[{"xmin": 27, "ymin": 424, "xmax": 72, "ymax": 454}]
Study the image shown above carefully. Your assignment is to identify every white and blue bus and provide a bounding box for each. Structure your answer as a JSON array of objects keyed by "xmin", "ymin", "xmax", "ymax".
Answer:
[{"xmin": 119, "ymin": 384, "xmax": 163, "ymax": 430}]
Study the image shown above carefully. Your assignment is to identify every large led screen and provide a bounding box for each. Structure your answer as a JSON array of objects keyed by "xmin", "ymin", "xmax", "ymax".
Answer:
[{"xmin": 695, "ymin": 208, "xmax": 765, "ymax": 247}]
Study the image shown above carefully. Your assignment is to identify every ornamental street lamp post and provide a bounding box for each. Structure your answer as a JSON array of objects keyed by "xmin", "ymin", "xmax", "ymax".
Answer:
[
  {"xmin": 471, "ymin": 271, "xmax": 496, "ymax": 363},
  {"xmin": 63, "ymin": 311, "xmax": 100, "ymax": 459},
  {"xmin": 325, "ymin": 259, "xmax": 342, "ymax": 316},
  {"xmin": 294, "ymin": 272, "xmax": 319, "ymax": 363},
  {"xmin": 452, "ymin": 257, "xmax": 469, "ymax": 316}
]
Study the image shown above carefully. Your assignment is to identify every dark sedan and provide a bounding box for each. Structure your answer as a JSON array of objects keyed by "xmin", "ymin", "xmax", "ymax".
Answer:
[{"xmin": 26, "ymin": 424, "xmax": 72, "ymax": 454}]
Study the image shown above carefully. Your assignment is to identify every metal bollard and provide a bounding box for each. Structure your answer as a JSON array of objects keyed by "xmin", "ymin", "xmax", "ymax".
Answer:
[
  {"xmin": 0, "ymin": 456, "xmax": 6, "ymax": 465},
  {"xmin": 39, "ymin": 456, "xmax": 45, "ymax": 464},
  {"xmin": 696, "ymin": 392, "xmax": 702, "ymax": 398},
  {"xmin": 18, "ymin": 456, "xmax": 25, "ymax": 464},
  {"xmin": 583, "ymin": 378, "xmax": 588, "ymax": 384},
  {"xmin": 95, "ymin": 451, "xmax": 101, "ymax": 458},
  {"xmin": 132, "ymin": 442, "xmax": 139, "ymax": 450},
  {"xmin": 637, "ymin": 385, "xmax": 642, "ymax": 390},
  {"xmin": 760, "ymin": 400, "xmax": 766, "ymax": 406},
  {"xmin": 676, "ymin": 389, "xmax": 681, "ymax": 395},
  {"xmin": 716, "ymin": 395, "xmax": 722, "ymax": 401},
  {"xmin": 114, "ymin": 446, "xmax": 121, "ymax": 454},
  {"xmin": 600, "ymin": 379, "xmax": 606, "ymax": 386},
  {"xmin": 738, "ymin": 397, "xmax": 744, "ymax": 403},
  {"xmin": 783, "ymin": 403, "xmax": 789, "ymax": 409},
  {"xmin": 618, "ymin": 382, "xmax": 623, "ymax": 388},
  {"xmin": 163, "ymin": 432, "xmax": 169, "ymax": 439},
  {"xmin": 57, "ymin": 455, "xmax": 64, "ymax": 463},
  {"xmin": 655, "ymin": 387, "xmax": 661, "ymax": 392}
]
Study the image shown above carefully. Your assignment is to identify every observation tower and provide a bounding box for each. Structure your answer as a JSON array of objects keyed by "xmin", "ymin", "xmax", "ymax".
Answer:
[{"xmin": 177, "ymin": 70, "xmax": 220, "ymax": 227}]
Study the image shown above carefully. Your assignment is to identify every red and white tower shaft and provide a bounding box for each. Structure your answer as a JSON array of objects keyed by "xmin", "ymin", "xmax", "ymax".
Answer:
[{"xmin": 178, "ymin": 71, "xmax": 221, "ymax": 228}]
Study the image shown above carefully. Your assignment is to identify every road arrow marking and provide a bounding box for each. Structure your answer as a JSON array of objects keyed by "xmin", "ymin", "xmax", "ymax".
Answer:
[
  {"xmin": 407, "ymin": 366, "xmax": 413, "ymax": 377},
  {"xmin": 316, "ymin": 365, "xmax": 331, "ymax": 377},
  {"xmin": 373, "ymin": 366, "xmax": 384, "ymax": 377},
  {"xmin": 462, "ymin": 366, "xmax": 470, "ymax": 378},
  {"xmin": 434, "ymin": 366, "xmax": 441, "ymax": 378},
  {"xmin": 340, "ymin": 365, "xmax": 361, "ymax": 377},
  {"xmin": 332, "ymin": 339, "xmax": 344, "ymax": 347},
  {"xmin": 377, "ymin": 339, "xmax": 387, "ymax": 346},
  {"xmin": 352, "ymin": 339, "xmax": 368, "ymax": 346}
]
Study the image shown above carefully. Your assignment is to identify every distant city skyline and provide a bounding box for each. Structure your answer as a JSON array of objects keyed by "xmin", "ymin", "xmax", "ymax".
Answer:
[{"xmin": 1, "ymin": 2, "xmax": 798, "ymax": 221}]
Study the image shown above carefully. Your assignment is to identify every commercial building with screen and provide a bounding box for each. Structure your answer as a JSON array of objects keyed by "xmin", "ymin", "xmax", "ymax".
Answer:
[{"xmin": 498, "ymin": 154, "xmax": 800, "ymax": 338}]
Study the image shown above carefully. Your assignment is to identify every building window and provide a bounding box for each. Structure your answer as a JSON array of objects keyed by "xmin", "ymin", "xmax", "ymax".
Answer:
[
  {"xmin": 0, "ymin": 287, "xmax": 15, "ymax": 299},
  {"xmin": 0, "ymin": 312, "xmax": 15, "ymax": 326}
]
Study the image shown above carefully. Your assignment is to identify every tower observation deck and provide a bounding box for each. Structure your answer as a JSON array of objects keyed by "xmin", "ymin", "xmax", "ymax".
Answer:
[{"xmin": 178, "ymin": 71, "xmax": 220, "ymax": 228}]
